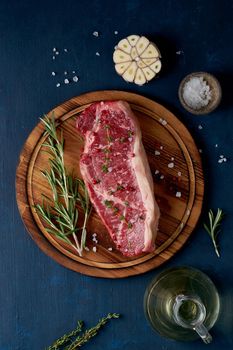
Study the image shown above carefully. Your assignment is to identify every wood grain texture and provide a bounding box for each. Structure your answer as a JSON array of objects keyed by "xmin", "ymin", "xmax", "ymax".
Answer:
[{"xmin": 16, "ymin": 90, "xmax": 204, "ymax": 278}]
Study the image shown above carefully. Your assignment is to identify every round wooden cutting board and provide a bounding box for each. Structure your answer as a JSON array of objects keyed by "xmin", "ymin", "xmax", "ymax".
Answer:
[{"xmin": 16, "ymin": 91, "xmax": 204, "ymax": 278}]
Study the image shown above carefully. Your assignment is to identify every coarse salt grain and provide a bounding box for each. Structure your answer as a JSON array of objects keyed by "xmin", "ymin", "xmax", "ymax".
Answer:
[
  {"xmin": 171, "ymin": 157, "xmax": 174, "ymax": 161},
  {"xmin": 55, "ymin": 51, "xmax": 59, "ymax": 55},
  {"xmin": 72, "ymin": 70, "xmax": 76, "ymax": 73},
  {"xmin": 178, "ymin": 171, "xmax": 182, "ymax": 177},
  {"xmin": 108, "ymin": 247, "xmax": 113, "ymax": 251},
  {"xmin": 155, "ymin": 150, "xmax": 160, "ymax": 156},
  {"xmin": 215, "ymin": 144, "xmax": 218, "ymax": 148},
  {"xmin": 168, "ymin": 162, "xmax": 174, "ymax": 168},
  {"xmin": 198, "ymin": 125, "xmax": 203, "ymax": 130},
  {"xmin": 114, "ymin": 31, "xmax": 118, "ymax": 35},
  {"xmin": 73, "ymin": 76, "xmax": 79, "ymax": 82},
  {"xmin": 64, "ymin": 71, "xmax": 68, "ymax": 75},
  {"xmin": 51, "ymin": 71, "xmax": 56, "ymax": 76},
  {"xmin": 186, "ymin": 209, "xmax": 191, "ymax": 216},
  {"xmin": 93, "ymin": 31, "xmax": 99, "ymax": 37},
  {"xmin": 155, "ymin": 170, "xmax": 159, "ymax": 175},
  {"xmin": 176, "ymin": 191, "xmax": 182, "ymax": 198},
  {"xmin": 162, "ymin": 119, "xmax": 167, "ymax": 126},
  {"xmin": 160, "ymin": 175, "xmax": 164, "ymax": 179},
  {"xmin": 96, "ymin": 52, "xmax": 100, "ymax": 56},
  {"xmin": 182, "ymin": 76, "xmax": 212, "ymax": 110},
  {"xmin": 64, "ymin": 78, "xmax": 69, "ymax": 84},
  {"xmin": 160, "ymin": 146, "xmax": 163, "ymax": 150},
  {"xmin": 52, "ymin": 56, "xmax": 55, "ymax": 60},
  {"xmin": 64, "ymin": 48, "xmax": 68, "ymax": 52},
  {"xmin": 92, "ymin": 246, "xmax": 97, "ymax": 252},
  {"xmin": 56, "ymin": 83, "xmax": 61, "ymax": 87},
  {"xmin": 53, "ymin": 47, "xmax": 56, "ymax": 52}
]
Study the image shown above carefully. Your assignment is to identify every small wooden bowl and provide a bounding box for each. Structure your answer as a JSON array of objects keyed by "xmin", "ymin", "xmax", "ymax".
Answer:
[{"xmin": 178, "ymin": 72, "xmax": 222, "ymax": 115}]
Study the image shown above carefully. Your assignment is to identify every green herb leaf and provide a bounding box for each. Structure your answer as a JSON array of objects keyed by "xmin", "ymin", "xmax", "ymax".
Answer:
[
  {"xmin": 47, "ymin": 313, "xmax": 120, "ymax": 350},
  {"xmin": 34, "ymin": 114, "xmax": 92, "ymax": 257},
  {"xmin": 104, "ymin": 200, "xmax": 113, "ymax": 208},
  {"xmin": 203, "ymin": 208, "xmax": 224, "ymax": 258},
  {"xmin": 102, "ymin": 164, "xmax": 109, "ymax": 173}
]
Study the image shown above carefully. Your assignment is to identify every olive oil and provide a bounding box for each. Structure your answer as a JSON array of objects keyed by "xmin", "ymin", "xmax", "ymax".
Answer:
[{"xmin": 144, "ymin": 267, "xmax": 220, "ymax": 342}]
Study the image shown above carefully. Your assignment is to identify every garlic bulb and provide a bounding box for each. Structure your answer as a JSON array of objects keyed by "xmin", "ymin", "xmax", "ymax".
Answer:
[{"xmin": 113, "ymin": 35, "xmax": 161, "ymax": 85}]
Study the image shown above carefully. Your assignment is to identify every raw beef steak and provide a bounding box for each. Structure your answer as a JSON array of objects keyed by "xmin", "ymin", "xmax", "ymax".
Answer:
[{"xmin": 76, "ymin": 101, "xmax": 160, "ymax": 256}]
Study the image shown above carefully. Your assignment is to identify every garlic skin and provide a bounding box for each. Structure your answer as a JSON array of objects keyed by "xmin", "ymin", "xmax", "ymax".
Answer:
[{"xmin": 113, "ymin": 35, "xmax": 162, "ymax": 85}]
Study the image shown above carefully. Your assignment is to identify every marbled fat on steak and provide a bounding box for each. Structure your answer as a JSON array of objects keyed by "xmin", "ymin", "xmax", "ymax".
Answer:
[{"xmin": 76, "ymin": 101, "xmax": 160, "ymax": 256}]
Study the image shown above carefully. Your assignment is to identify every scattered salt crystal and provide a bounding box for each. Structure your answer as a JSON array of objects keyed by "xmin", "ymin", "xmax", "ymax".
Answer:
[
  {"xmin": 108, "ymin": 167, "xmax": 113, "ymax": 172},
  {"xmin": 108, "ymin": 247, "xmax": 113, "ymax": 251},
  {"xmin": 84, "ymin": 246, "xmax": 90, "ymax": 251},
  {"xmin": 93, "ymin": 31, "xmax": 99, "ymax": 37},
  {"xmin": 155, "ymin": 150, "xmax": 160, "ymax": 156},
  {"xmin": 55, "ymin": 51, "xmax": 59, "ymax": 55},
  {"xmin": 52, "ymin": 48, "xmax": 56, "ymax": 52},
  {"xmin": 114, "ymin": 31, "xmax": 118, "ymax": 35},
  {"xmin": 186, "ymin": 209, "xmax": 191, "ymax": 216},
  {"xmin": 168, "ymin": 162, "xmax": 174, "ymax": 168},
  {"xmin": 51, "ymin": 71, "xmax": 56, "ymax": 76},
  {"xmin": 182, "ymin": 76, "xmax": 212, "ymax": 110},
  {"xmin": 198, "ymin": 125, "xmax": 203, "ymax": 130},
  {"xmin": 199, "ymin": 149, "xmax": 203, "ymax": 153},
  {"xmin": 155, "ymin": 170, "xmax": 159, "ymax": 175},
  {"xmin": 160, "ymin": 146, "xmax": 163, "ymax": 150},
  {"xmin": 178, "ymin": 171, "xmax": 182, "ymax": 177},
  {"xmin": 176, "ymin": 191, "xmax": 182, "ymax": 198},
  {"xmin": 93, "ymin": 233, "xmax": 97, "ymax": 237},
  {"xmin": 73, "ymin": 76, "xmax": 79, "ymax": 82},
  {"xmin": 96, "ymin": 52, "xmax": 100, "ymax": 56},
  {"xmin": 64, "ymin": 71, "xmax": 68, "ymax": 75},
  {"xmin": 92, "ymin": 246, "xmax": 97, "ymax": 253},
  {"xmin": 171, "ymin": 157, "xmax": 174, "ymax": 161},
  {"xmin": 56, "ymin": 83, "xmax": 61, "ymax": 87},
  {"xmin": 72, "ymin": 70, "xmax": 76, "ymax": 73},
  {"xmin": 114, "ymin": 45, "xmax": 118, "ymax": 50},
  {"xmin": 215, "ymin": 144, "xmax": 218, "ymax": 147},
  {"xmin": 162, "ymin": 119, "xmax": 167, "ymax": 126},
  {"xmin": 52, "ymin": 56, "xmax": 55, "ymax": 60},
  {"xmin": 218, "ymin": 155, "xmax": 227, "ymax": 164},
  {"xmin": 64, "ymin": 78, "xmax": 69, "ymax": 84},
  {"xmin": 64, "ymin": 48, "xmax": 68, "ymax": 52},
  {"xmin": 160, "ymin": 175, "xmax": 164, "ymax": 179}
]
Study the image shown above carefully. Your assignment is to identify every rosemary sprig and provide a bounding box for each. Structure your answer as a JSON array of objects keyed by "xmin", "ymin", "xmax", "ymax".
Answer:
[
  {"xmin": 34, "ymin": 114, "xmax": 91, "ymax": 256},
  {"xmin": 47, "ymin": 313, "xmax": 120, "ymax": 350},
  {"xmin": 204, "ymin": 209, "xmax": 224, "ymax": 258}
]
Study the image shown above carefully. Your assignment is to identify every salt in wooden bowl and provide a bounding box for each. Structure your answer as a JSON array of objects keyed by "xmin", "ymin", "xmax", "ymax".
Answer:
[{"xmin": 178, "ymin": 72, "xmax": 222, "ymax": 115}]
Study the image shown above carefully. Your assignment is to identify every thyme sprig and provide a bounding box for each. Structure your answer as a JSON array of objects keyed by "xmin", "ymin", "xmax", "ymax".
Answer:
[
  {"xmin": 204, "ymin": 208, "xmax": 224, "ymax": 258},
  {"xmin": 34, "ymin": 114, "xmax": 91, "ymax": 256},
  {"xmin": 47, "ymin": 313, "xmax": 120, "ymax": 350}
]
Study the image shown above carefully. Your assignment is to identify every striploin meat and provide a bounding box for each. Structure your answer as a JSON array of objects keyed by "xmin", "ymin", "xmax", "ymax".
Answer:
[{"xmin": 76, "ymin": 100, "xmax": 160, "ymax": 256}]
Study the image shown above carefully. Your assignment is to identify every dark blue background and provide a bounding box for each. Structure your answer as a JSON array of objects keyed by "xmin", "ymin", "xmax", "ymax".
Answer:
[{"xmin": 1, "ymin": 0, "xmax": 233, "ymax": 349}]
